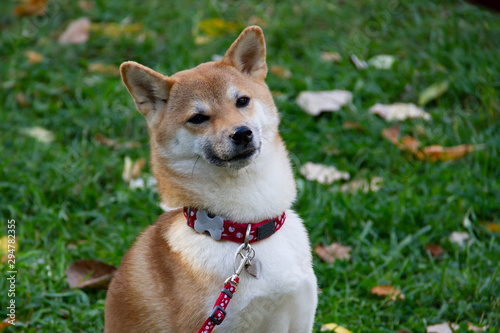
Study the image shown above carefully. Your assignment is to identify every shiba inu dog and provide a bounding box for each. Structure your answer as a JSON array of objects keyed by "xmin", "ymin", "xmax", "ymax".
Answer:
[{"xmin": 105, "ymin": 26, "xmax": 317, "ymax": 333}]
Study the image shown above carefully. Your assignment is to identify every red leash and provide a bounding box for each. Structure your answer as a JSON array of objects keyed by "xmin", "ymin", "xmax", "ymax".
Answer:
[
  {"xmin": 197, "ymin": 226, "xmax": 256, "ymax": 332},
  {"xmin": 197, "ymin": 279, "xmax": 238, "ymax": 333}
]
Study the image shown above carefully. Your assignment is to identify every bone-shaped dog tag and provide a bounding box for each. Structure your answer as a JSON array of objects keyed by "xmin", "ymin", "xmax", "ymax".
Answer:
[
  {"xmin": 193, "ymin": 210, "xmax": 224, "ymax": 240},
  {"xmin": 245, "ymin": 258, "xmax": 261, "ymax": 279}
]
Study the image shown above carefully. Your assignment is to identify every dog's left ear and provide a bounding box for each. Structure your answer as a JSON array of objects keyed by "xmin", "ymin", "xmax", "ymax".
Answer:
[{"xmin": 223, "ymin": 26, "xmax": 267, "ymax": 80}]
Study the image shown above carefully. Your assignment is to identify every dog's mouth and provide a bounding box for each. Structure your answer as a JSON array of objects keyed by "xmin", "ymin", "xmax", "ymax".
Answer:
[{"xmin": 205, "ymin": 146, "xmax": 261, "ymax": 168}]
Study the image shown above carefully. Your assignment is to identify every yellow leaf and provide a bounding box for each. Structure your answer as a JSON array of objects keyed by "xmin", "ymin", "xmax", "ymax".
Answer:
[
  {"xmin": 25, "ymin": 50, "xmax": 43, "ymax": 64},
  {"xmin": 320, "ymin": 323, "xmax": 353, "ymax": 333},
  {"xmin": 0, "ymin": 236, "xmax": 18, "ymax": 263},
  {"xmin": 13, "ymin": 0, "xmax": 47, "ymax": 17},
  {"xmin": 198, "ymin": 18, "xmax": 238, "ymax": 36},
  {"xmin": 485, "ymin": 222, "xmax": 500, "ymax": 233},
  {"xmin": 270, "ymin": 65, "xmax": 292, "ymax": 79},
  {"xmin": 194, "ymin": 35, "xmax": 214, "ymax": 45},
  {"xmin": 88, "ymin": 63, "xmax": 119, "ymax": 75},
  {"xmin": 90, "ymin": 22, "xmax": 142, "ymax": 38},
  {"xmin": 371, "ymin": 285, "xmax": 405, "ymax": 301}
]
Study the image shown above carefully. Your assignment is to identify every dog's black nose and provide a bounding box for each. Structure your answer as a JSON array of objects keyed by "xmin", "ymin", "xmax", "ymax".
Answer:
[{"xmin": 230, "ymin": 126, "xmax": 253, "ymax": 146}]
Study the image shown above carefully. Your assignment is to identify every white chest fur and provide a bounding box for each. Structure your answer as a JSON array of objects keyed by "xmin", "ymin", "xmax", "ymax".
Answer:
[{"xmin": 166, "ymin": 210, "xmax": 318, "ymax": 333}]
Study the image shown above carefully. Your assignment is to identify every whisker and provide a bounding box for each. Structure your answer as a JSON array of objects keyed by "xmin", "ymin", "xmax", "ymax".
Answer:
[{"xmin": 191, "ymin": 156, "xmax": 201, "ymax": 179}]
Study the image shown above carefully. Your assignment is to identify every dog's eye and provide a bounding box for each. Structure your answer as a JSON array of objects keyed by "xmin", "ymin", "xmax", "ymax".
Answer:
[
  {"xmin": 187, "ymin": 114, "xmax": 209, "ymax": 124},
  {"xmin": 236, "ymin": 96, "xmax": 250, "ymax": 108}
]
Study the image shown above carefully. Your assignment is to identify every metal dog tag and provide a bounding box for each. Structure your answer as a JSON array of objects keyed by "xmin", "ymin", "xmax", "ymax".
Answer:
[
  {"xmin": 245, "ymin": 258, "xmax": 261, "ymax": 279},
  {"xmin": 193, "ymin": 210, "xmax": 224, "ymax": 240}
]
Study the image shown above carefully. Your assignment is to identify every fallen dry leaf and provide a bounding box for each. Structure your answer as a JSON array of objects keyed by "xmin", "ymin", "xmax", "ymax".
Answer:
[
  {"xmin": 270, "ymin": 65, "xmax": 292, "ymax": 79},
  {"xmin": 340, "ymin": 177, "xmax": 383, "ymax": 193},
  {"xmin": 314, "ymin": 243, "xmax": 351, "ymax": 264},
  {"xmin": 321, "ymin": 51, "xmax": 342, "ymax": 63},
  {"xmin": 371, "ymin": 285, "xmax": 405, "ymax": 301},
  {"xmin": 418, "ymin": 81, "xmax": 449, "ymax": 106},
  {"xmin": 25, "ymin": 50, "xmax": 43, "ymax": 64},
  {"xmin": 381, "ymin": 125, "xmax": 400, "ymax": 145},
  {"xmin": 88, "ymin": 63, "xmax": 119, "ymax": 75},
  {"xmin": 418, "ymin": 144, "xmax": 475, "ymax": 162},
  {"xmin": 21, "ymin": 126, "xmax": 55, "ymax": 143},
  {"xmin": 247, "ymin": 16, "xmax": 268, "ymax": 28},
  {"xmin": 449, "ymin": 231, "xmax": 471, "ymax": 247},
  {"xmin": 342, "ymin": 122, "xmax": 363, "ymax": 131},
  {"xmin": 484, "ymin": 222, "xmax": 500, "ymax": 233},
  {"xmin": 16, "ymin": 92, "xmax": 28, "ymax": 108},
  {"xmin": 350, "ymin": 54, "xmax": 368, "ymax": 69},
  {"xmin": 0, "ymin": 236, "xmax": 18, "ymax": 263},
  {"xmin": 426, "ymin": 322, "xmax": 458, "ymax": 333},
  {"xmin": 90, "ymin": 22, "xmax": 142, "ymax": 38},
  {"xmin": 300, "ymin": 162, "xmax": 350, "ymax": 185},
  {"xmin": 320, "ymin": 322, "xmax": 353, "ymax": 333},
  {"xmin": 467, "ymin": 323, "xmax": 489, "ymax": 331},
  {"xmin": 122, "ymin": 157, "xmax": 146, "ymax": 183},
  {"xmin": 94, "ymin": 133, "xmax": 139, "ymax": 149},
  {"xmin": 368, "ymin": 54, "xmax": 395, "ymax": 69},
  {"xmin": 0, "ymin": 317, "xmax": 15, "ymax": 330},
  {"xmin": 78, "ymin": 0, "xmax": 95, "ymax": 10},
  {"xmin": 65, "ymin": 259, "xmax": 116, "ymax": 289},
  {"xmin": 426, "ymin": 244, "xmax": 444, "ymax": 258},
  {"xmin": 400, "ymin": 136, "xmax": 421, "ymax": 153},
  {"xmin": 13, "ymin": 0, "xmax": 47, "ymax": 16},
  {"xmin": 370, "ymin": 103, "xmax": 431, "ymax": 121},
  {"xmin": 296, "ymin": 90, "xmax": 352, "ymax": 116},
  {"xmin": 198, "ymin": 18, "xmax": 238, "ymax": 36},
  {"xmin": 59, "ymin": 18, "xmax": 91, "ymax": 45}
]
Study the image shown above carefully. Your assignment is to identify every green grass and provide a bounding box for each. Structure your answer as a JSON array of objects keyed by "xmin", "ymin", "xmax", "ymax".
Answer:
[{"xmin": 1, "ymin": 0, "xmax": 499, "ymax": 332}]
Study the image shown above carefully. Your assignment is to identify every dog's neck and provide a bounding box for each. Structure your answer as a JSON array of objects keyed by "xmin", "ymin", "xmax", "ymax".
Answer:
[{"xmin": 153, "ymin": 134, "xmax": 297, "ymax": 223}]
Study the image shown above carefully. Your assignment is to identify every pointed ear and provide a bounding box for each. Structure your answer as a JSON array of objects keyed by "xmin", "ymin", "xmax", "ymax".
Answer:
[
  {"xmin": 223, "ymin": 26, "xmax": 267, "ymax": 80},
  {"xmin": 120, "ymin": 61, "xmax": 175, "ymax": 118}
]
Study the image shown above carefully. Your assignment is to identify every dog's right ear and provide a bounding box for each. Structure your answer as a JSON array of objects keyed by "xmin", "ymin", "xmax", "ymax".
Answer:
[{"xmin": 120, "ymin": 61, "xmax": 175, "ymax": 118}]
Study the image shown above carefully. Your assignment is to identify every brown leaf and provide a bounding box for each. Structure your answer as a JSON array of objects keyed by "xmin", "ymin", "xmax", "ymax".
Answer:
[
  {"xmin": 270, "ymin": 65, "xmax": 292, "ymax": 79},
  {"xmin": 25, "ymin": 50, "xmax": 43, "ymax": 64},
  {"xmin": 88, "ymin": 63, "xmax": 119, "ymax": 75},
  {"xmin": 65, "ymin": 259, "xmax": 116, "ymax": 289},
  {"xmin": 342, "ymin": 122, "xmax": 363, "ymax": 131},
  {"xmin": 131, "ymin": 158, "xmax": 146, "ymax": 179},
  {"xmin": 58, "ymin": 18, "xmax": 91, "ymax": 45},
  {"xmin": 314, "ymin": 243, "xmax": 351, "ymax": 264},
  {"xmin": 484, "ymin": 222, "xmax": 500, "ymax": 233},
  {"xmin": 419, "ymin": 144, "xmax": 475, "ymax": 162},
  {"xmin": 16, "ymin": 92, "xmax": 28, "ymax": 108},
  {"xmin": 248, "ymin": 16, "xmax": 268, "ymax": 28},
  {"xmin": 78, "ymin": 0, "xmax": 95, "ymax": 10},
  {"xmin": 381, "ymin": 125, "xmax": 400, "ymax": 145},
  {"xmin": 425, "ymin": 244, "xmax": 444, "ymax": 258},
  {"xmin": 371, "ymin": 285, "xmax": 405, "ymax": 301},
  {"xmin": 400, "ymin": 136, "xmax": 421, "ymax": 153},
  {"xmin": 0, "ymin": 317, "xmax": 15, "ymax": 330},
  {"xmin": 467, "ymin": 323, "xmax": 489, "ymax": 331},
  {"xmin": 122, "ymin": 157, "xmax": 146, "ymax": 182},
  {"xmin": 13, "ymin": 0, "xmax": 48, "ymax": 16},
  {"xmin": 321, "ymin": 51, "xmax": 342, "ymax": 63},
  {"xmin": 94, "ymin": 133, "xmax": 139, "ymax": 149}
]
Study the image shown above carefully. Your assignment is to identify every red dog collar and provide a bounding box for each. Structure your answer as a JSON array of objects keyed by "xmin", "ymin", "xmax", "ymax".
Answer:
[{"xmin": 183, "ymin": 207, "xmax": 285, "ymax": 243}]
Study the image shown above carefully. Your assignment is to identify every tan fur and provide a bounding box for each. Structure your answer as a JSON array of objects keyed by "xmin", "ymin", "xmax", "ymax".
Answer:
[{"xmin": 105, "ymin": 26, "xmax": 317, "ymax": 332}]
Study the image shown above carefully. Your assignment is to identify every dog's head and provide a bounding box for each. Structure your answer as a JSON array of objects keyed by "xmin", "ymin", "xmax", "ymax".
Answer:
[
  {"xmin": 120, "ymin": 26, "xmax": 293, "ymax": 214},
  {"xmin": 121, "ymin": 26, "xmax": 277, "ymax": 168}
]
